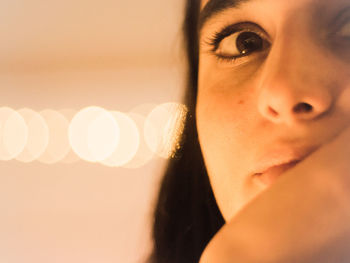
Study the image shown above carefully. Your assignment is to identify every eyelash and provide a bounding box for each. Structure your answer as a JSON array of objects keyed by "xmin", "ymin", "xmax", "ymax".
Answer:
[
  {"xmin": 215, "ymin": 54, "xmax": 240, "ymax": 64},
  {"xmin": 206, "ymin": 22, "xmax": 271, "ymax": 63}
]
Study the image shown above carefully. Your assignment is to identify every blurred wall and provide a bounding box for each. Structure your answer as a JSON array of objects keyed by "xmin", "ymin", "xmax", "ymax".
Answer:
[{"xmin": 0, "ymin": 0, "xmax": 185, "ymax": 262}]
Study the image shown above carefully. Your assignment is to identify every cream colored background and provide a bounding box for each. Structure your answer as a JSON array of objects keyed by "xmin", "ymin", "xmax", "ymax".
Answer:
[{"xmin": 0, "ymin": 0, "xmax": 185, "ymax": 262}]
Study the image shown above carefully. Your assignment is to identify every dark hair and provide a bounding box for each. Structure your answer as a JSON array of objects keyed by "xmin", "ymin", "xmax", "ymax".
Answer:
[{"xmin": 148, "ymin": 1, "xmax": 225, "ymax": 262}]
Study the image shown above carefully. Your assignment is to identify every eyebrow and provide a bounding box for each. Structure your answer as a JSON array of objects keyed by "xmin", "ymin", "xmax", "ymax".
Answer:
[{"xmin": 199, "ymin": 0, "xmax": 251, "ymax": 30}]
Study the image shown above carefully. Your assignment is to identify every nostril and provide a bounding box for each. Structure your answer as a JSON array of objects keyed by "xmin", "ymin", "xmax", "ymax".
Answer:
[{"xmin": 293, "ymin": 102, "xmax": 313, "ymax": 113}]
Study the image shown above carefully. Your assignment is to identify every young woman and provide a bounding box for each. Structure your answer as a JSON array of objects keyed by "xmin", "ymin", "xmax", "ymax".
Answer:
[{"xmin": 149, "ymin": 0, "xmax": 350, "ymax": 262}]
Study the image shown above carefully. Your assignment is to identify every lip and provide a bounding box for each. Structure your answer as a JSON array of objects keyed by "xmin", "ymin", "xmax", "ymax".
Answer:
[
  {"xmin": 253, "ymin": 160, "xmax": 301, "ymax": 186},
  {"xmin": 252, "ymin": 145, "xmax": 318, "ymax": 187}
]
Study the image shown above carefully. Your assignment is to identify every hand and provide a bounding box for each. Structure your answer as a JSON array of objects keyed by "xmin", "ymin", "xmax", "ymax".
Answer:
[{"xmin": 200, "ymin": 125, "xmax": 350, "ymax": 263}]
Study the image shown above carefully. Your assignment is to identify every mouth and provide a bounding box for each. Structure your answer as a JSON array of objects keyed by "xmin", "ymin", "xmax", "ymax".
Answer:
[
  {"xmin": 251, "ymin": 142, "xmax": 320, "ymax": 187},
  {"xmin": 253, "ymin": 160, "xmax": 301, "ymax": 187}
]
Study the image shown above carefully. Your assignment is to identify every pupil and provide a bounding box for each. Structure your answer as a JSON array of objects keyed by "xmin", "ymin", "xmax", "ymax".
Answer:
[{"xmin": 236, "ymin": 32, "xmax": 263, "ymax": 55}]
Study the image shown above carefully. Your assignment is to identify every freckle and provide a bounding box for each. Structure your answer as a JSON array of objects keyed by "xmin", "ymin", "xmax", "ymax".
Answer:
[{"xmin": 238, "ymin": 100, "xmax": 245, "ymax": 105}]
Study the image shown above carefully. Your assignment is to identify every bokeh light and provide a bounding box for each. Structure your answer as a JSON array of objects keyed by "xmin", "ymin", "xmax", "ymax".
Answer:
[
  {"xmin": 0, "ymin": 107, "xmax": 28, "ymax": 161},
  {"xmin": 0, "ymin": 104, "xmax": 188, "ymax": 165},
  {"xmin": 144, "ymin": 102, "xmax": 187, "ymax": 159},
  {"xmin": 100, "ymin": 111, "xmax": 140, "ymax": 167},
  {"xmin": 16, "ymin": 108, "xmax": 49, "ymax": 163},
  {"xmin": 123, "ymin": 113, "xmax": 155, "ymax": 169},
  {"xmin": 69, "ymin": 107, "xmax": 120, "ymax": 162},
  {"xmin": 59, "ymin": 109, "xmax": 80, "ymax": 164},
  {"xmin": 38, "ymin": 110, "xmax": 70, "ymax": 164},
  {"xmin": 87, "ymin": 110, "xmax": 120, "ymax": 162},
  {"xmin": 60, "ymin": 109, "xmax": 76, "ymax": 121}
]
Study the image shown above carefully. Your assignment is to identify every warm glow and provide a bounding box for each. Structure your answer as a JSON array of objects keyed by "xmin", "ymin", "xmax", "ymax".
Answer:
[
  {"xmin": 0, "ymin": 104, "xmax": 187, "ymax": 165},
  {"xmin": 69, "ymin": 106, "xmax": 120, "ymax": 162},
  {"xmin": 144, "ymin": 102, "xmax": 187, "ymax": 159},
  {"xmin": 123, "ymin": 113, "xmax": 155, "ymax": 169},
  {"xmin": 59, "ymin": 109, "xmax": 80, "ymax": 164},
  {"xmin": 16, "ymin": 108, "xmax": 49, "ymax": 163},
  {"xmin": 129, "ymin": 103, "xmax": 158, "ymax": 118},
  {"xmin": 100, "ymin": 111, "xmax": 140, "ymax": 167},
  {"xmin": 60, "ymin": 108, "xmax": 77, "ymax": 122},
  {"xmin": 87, "ymin": 109, "xmax": 120, "ymax": 162},
  {"xmin": 38, "ymin": 110, "xmax": 70, "ymax": 164},
  {"xmin": 0, "ymin": 107, "xmax": 28, "ymax": 161}
]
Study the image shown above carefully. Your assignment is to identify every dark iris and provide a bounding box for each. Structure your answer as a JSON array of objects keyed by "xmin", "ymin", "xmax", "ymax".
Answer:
[{"xmin": 236, "ymin": 32, "xmax": 263, "ymax": 55}]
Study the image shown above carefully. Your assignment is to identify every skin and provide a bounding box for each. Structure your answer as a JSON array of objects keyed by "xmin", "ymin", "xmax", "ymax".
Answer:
[
  {"xmin": 200, "ymin": 126, "xmax": 350, "ymax": 262},
  {"xmin": 197, "ymin": 0, "xmax": 350, "ymax": 221},
  {"xmin": 197, "ymin": 0, "xmax": 350, "ymax": 261}
]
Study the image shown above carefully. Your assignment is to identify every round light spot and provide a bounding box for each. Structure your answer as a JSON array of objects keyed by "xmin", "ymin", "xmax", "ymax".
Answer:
[
  {"xmin": 16, "ymin": 108, "xmax": 49, "ymax": 163},
  {"xmin": 69, "ymin": 107, "xmax": 120, "ymax": 162},
  {"xmin": 144, "ymin": 103, "xmax": 188, "ymax": 159},
  {"xmin": 59, "ymin": 109, "xmax": 80, "ymax": 164},
  {"xmin": 60, "ymin": 108, "xmax": 76, "ymax": 122},
  {"xmin": 38, "ymin": 110, "xmax": 70, "ymax": 164},
  {"xmin": 87, "ymin": 110, "xmax": 120, "ymax": 162},
  {"xmin": 100, "ymin": 111, "xmax": 140, "ymax": 167},
  {"xmin": 0, "ymin": 107, "xmax": 28, "ymax": 161},
  {"xmin": 123, "ymin": 113, "xmax": 155, "ymax": 169}
]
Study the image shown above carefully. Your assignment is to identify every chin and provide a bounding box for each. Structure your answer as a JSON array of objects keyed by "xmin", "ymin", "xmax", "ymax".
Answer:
[{"xmin": 221, "ymin": 181, "xmax": 267, "ymax": 221}]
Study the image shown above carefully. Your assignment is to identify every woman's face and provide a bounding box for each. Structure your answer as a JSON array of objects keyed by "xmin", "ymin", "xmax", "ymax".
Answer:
[{"xmin": 197, "ymin": 0, "xmax": 350, "ymax": 221}]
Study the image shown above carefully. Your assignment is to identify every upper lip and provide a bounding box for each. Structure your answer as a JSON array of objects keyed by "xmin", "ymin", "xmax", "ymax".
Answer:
[{"xmin": 253, "ymin": 144, "xmax": 319, "ymax": 175}]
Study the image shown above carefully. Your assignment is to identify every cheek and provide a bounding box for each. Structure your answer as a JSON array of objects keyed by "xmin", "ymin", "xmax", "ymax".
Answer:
[
  {"xmin": 197, "ymin": 64, "xmax": 255, "ymax": 155},
  {"xmin": 196, "ymin": 91, "xmax": 263, "ymax": 219},
  {"xmin": 197, "ymin": 59, "xmax": 263, "ymax": 137},
  {"xmin": 196, "ymin": 63, "xmax": 263, "ymax": 219},
  {"xmin": 196, "ymin": 72, "xmax": 256, "ymax": 174}
]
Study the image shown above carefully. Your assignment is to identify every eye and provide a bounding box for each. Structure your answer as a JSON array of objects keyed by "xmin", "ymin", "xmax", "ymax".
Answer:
[
  {"xmin": 209, "ymin": 22, "xmax": 271, "ymax": 61},
  {"xmin": 216, "ymin": 31, "xmax": 265, "ymax": 58}
]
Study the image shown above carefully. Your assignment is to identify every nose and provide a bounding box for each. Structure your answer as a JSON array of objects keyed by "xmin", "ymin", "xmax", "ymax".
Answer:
[{"xmin": 257, "ymin": 39, "xmax": 333, "ymax": 126}]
